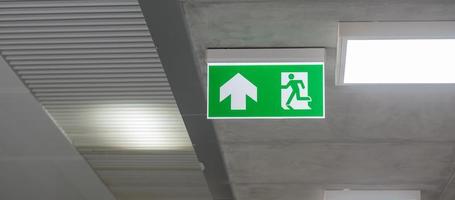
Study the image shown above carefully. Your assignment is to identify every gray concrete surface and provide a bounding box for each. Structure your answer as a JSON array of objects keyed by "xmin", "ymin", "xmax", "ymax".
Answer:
[
  {"xmin": 0, "ymin": 55, "xmax": 115, "ymax": 199},
  {"xmin": 181, "ymin": 0, "xmax": 455, "ymax": 199}
]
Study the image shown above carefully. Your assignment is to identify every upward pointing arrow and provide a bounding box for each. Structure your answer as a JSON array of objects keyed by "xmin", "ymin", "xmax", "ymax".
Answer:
[{"xmin": 220, "ymin": 73, "xmax": 257, "ymax": 110}]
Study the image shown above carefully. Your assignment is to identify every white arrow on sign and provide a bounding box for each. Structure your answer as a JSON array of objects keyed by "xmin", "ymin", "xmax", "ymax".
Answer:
[{"xmin": 220, "ymin": 73, "xmax": 257, "ymax": 110}]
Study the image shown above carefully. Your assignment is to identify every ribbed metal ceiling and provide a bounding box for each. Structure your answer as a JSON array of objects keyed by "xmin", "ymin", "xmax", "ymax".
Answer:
[{"xmin": 0, "ymin": 0, "xmax": 212, "ymax": 199}]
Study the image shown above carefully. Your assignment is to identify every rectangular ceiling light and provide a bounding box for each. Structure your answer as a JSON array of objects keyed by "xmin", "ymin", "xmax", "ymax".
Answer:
[
  {"xmin": 337, "ymin": 22, "xmax": 455, "ymax": 84},
  {"xmin": 325, "ymin": 190, "xmax": 421, "ymax": 200}
]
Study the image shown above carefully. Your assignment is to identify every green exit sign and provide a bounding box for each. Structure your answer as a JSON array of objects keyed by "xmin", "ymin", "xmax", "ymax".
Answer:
[
  {"xmin": 207, "ymin": 49, "xmax": 325, "ymax": 119},
  {"xmin": 207, "ymin": 63, "xmax": 325, "ymax": 118}
]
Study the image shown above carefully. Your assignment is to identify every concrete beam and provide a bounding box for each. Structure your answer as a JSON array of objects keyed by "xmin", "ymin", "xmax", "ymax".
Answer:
[{"xmin": 138, "ymin": 1, "xmax": 235, "ymax": 200}]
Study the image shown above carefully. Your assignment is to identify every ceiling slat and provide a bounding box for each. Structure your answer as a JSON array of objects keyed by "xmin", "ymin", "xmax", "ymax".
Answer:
[
  {"xmin": 0, "ymin": 13, "xmax": 144, "ymax": 21},
  {"xmin": 24, "ymin": 78, "xmax": 169, "ymax": 84},
  {"xmin": 14, "ymin": 63, "xmax": 161, "ymax": 70},
  {"xmin": 0, "ymin": 6, "xmax": 141, "ymax": 15},
  {"xmin": 0, "ymin": 37, "xmax": 153, "ymax": 45},
  {"xmin": 0, "ymin": 25, "xmax": 148, "ymax": 33},
  {"xmin": 0, "ymin": 18, "xmax": 145, "ymax": 27},
  {"xmin": 7, "ymin": 53, "xmax": 158, "ymax": 60},
  {"xmin": 0, "ymin": 1, "xmax": 138, "ymax": 8},
  {"xmin": 28, "ymin": 82, "xmax": 169, "ymax": 89},
  {"xmin": 1, "ymin": 42, "xmax": 155, "ymax": 50},
  {"xmin": 12, "ymin": 58, "xmax": 159, "ymax": 65},
  {"xmin": 0, "ymin": 31, "xmax": 151, "ymax": 39},
  {"xmin": 32, "ymin": 87, "xmax": 171, "ymax": 92},
  {"xmin": 17, "ymin": 68, "xmax": 163, "ymax": 75}
]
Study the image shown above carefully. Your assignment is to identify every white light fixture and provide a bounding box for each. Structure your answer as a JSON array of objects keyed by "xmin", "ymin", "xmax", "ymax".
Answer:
[
  {"xmin": 337, "ymin": 22, "xmax": 455, "ymax": 84},
  {"xmin": 324, "ymin": 190, "xmax": 421, "ymax": 200},
  {"xmin": 50, "ymin": 103, "xmax": 192, "ymax": 151}
]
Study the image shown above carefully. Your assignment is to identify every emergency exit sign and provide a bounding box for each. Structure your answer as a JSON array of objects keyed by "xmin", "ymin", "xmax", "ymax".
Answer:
[{"xmin": 207, "ymin": 49, "xmax": 325, "ymax": 119}]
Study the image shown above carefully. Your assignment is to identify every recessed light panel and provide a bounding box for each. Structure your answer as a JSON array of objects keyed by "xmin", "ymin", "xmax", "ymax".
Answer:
[
  {"xmin": 337, "ymin": 22, "xmax": 455, "ymax": 84},
  {"xmin": 325, "ymin": 190, "xmax": 421, "ymax": 200},
  {"xmin": 344, "ymin": 39, "xmax": 455, "ymax": 83}
]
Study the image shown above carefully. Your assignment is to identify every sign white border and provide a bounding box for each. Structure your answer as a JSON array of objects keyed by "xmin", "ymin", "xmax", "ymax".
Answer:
[
  {"xmin": 207, "ymin": 48, "xmax": 326, "ymax": 119},
  {"xmin": 206, "ymin": 62, "xmax": 325, "ymax": 119}
]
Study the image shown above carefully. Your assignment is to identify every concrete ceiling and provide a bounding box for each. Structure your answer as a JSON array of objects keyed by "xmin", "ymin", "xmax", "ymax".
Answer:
[
  {"xmin": 180, "ymin": 0, "xmax": 455, "ymax": 200},
  {"xmin": 3, "ymin": 1, "xmax": 455, "ymax": 200}
]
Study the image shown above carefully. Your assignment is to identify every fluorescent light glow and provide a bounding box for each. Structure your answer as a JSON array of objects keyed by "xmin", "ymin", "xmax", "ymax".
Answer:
[
  {"xmin": 325, "ymin": 190, "xmax": 420, "ymax": 200},
  {"xmin": 344, "ymin": 39, "xmax": 455, "ymax": 83},
  {"xmin": 51, "ymin": 103, "xmax": 192, "ymax": 150}
]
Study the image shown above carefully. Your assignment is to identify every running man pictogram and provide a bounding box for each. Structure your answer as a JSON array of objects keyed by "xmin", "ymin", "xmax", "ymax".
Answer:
[{"xmin": 281, "ymin": 73, "xmax": 312, "ymax": 110}]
